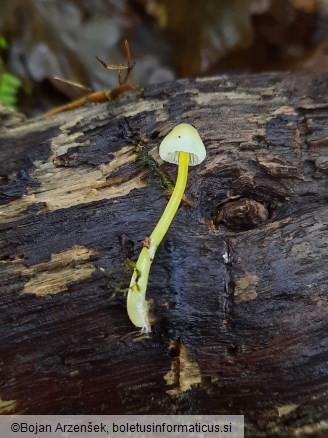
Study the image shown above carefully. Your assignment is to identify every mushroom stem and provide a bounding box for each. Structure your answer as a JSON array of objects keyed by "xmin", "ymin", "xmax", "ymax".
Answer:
[{"xmin": 127, "ymin": 151, "xmax": 189, "ymax": 332}]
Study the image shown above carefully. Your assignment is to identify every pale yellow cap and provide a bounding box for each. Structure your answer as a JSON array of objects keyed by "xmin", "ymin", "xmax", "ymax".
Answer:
[{"xmin": 159, "ymin": 123, "xmax": 206, "ymax": 166}]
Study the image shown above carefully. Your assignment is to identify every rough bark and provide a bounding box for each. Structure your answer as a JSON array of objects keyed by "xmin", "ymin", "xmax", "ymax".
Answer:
[{"xmin": 0, "ymin": 73, "xmax": 327, "ymax": 437}]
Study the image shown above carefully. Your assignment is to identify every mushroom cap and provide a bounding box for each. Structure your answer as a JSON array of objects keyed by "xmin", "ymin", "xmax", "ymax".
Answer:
[{"xmin": 159, "ymin": 123, "xmax": 206, "ymax": 166}]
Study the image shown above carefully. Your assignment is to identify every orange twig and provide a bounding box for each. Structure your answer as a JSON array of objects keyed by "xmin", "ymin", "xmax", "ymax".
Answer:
[{"xmin": 44, "ymin": 40, "xmax": 135, "ymax": 116}]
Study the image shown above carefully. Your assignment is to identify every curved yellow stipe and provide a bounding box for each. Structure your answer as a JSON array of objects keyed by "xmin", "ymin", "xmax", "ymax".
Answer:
[{"xmin": 127, "ymin": 151, "xmax": 189, "ymax": 332}]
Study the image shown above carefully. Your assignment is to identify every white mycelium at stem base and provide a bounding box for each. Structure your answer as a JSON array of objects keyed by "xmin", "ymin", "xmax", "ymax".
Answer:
[{"xmin": 126, "ymin": 123, "xmax": 206, "ymax": 332}]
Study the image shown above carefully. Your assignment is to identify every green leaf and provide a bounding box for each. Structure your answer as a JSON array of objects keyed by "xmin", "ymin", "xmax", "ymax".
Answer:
[
  {"xmin": 0, "ymin": 72, "xmax": 22, "ymax": 110},
  {"xmin": 0, "ymin": 37, "xmax": 8, "ymax": 50}
]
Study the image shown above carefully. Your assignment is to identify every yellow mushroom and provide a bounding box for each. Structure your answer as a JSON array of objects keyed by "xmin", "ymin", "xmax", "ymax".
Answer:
[{"xmin": 127, "ymin": 123, "xmax": 206, "ymax": 332}]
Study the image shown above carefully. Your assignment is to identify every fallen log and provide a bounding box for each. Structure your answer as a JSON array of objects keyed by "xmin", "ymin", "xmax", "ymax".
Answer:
[{"xmin": 0, "ymin": 73, "xmax": 327, "ymax": 437}]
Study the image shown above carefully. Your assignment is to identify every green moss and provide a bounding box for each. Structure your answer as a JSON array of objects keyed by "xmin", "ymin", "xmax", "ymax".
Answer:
[{"xmin": 135, "ymin": 146, "xmax": 174, "ymax": 190}]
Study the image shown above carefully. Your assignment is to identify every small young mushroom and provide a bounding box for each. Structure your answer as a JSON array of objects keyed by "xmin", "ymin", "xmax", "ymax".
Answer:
[{"xmin": 127, "ymin": 123, "xmax": 206, "ymax": 332}]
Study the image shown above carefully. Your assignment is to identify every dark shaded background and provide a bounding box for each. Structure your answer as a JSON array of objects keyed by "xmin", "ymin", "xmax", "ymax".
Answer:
[{"xmin": 1, "ymin": 0, "xmax": 328, "ymax": 115}]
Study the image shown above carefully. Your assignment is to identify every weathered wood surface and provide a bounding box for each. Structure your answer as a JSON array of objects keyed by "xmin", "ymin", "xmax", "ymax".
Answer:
[{"xmin": 0, "ymin": 74, "xmax": 327, "ymax": 437}]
